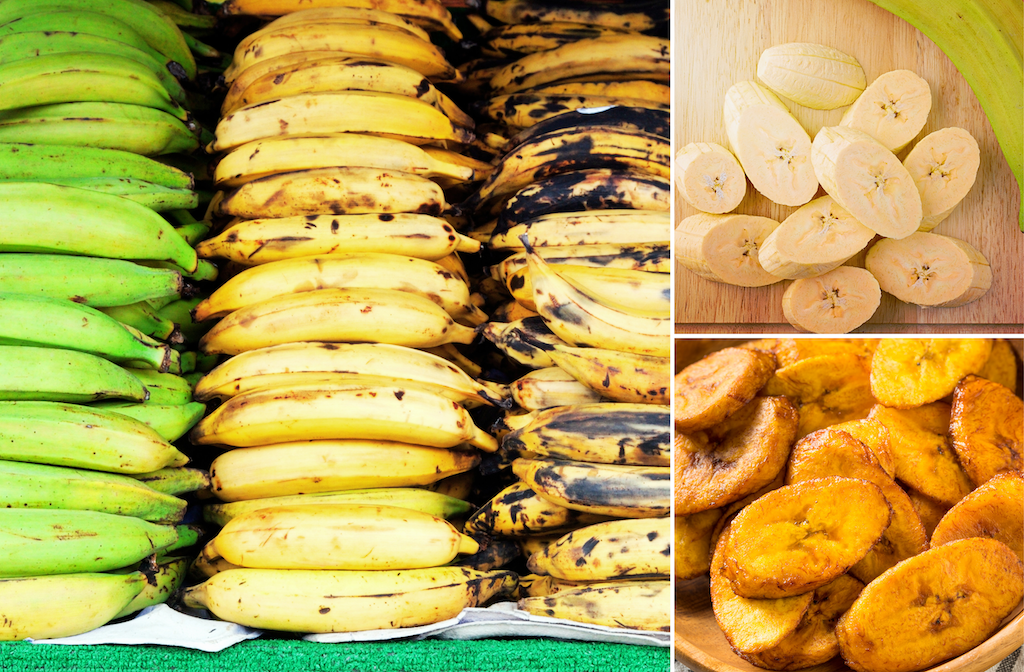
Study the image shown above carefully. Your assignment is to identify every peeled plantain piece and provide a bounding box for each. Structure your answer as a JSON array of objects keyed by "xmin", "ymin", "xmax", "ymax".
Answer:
[
  {"xmin": 674, "ymin": 347, "xmax": 776, "ymax": 433},
  {"xmin": 931, "ymin": 470, "xmax": 1023, "ymax": 563},
  {"xmin": 675, "ymin": 508, "xmax": 723, "ymax": 581},
  {"xmin": 785, "ymin": 426, "xmax": 928, "ymax": 583},
  {"xmin": 741, "ymin": 574, "xmax": 864, "ymax": 671},
  {"xmin": 836, "ymin": 538, "xmax": 1024, "ymax": 672},
  {"xmin": 829, "ymin": 418, "xmax": 896, "ymax": 478},
  {"xmin": 905, "ymin": 487, "xmax": 952, "ymax": 538},
  {"xmin": 976, "ymin": 338, "xmax": 1019, "ymax": 393},
  {"xmin": 722, "ymin": 476, "xmax": 891, "ymax": 599},
  {"xmin": 869, "ymin": 403, "xmax": 974, "ymax": 506},
  {"xmin": 869, "ymin": 338, "xmax": 992, "ymax": 409},
  {"xmin": 762, "ymin": 353, "xmax": 874, "ymax": 439},
  {"xmin": 674, "ymin": 396, "xmax": 797, "ymax": 515},
  {"xmin": 949, "ymin": 375, "xmax": 1023, "ymax": 486},
  {"xmin": 710, "ymin": 525, "xmax": 814, "ymax": 655}
]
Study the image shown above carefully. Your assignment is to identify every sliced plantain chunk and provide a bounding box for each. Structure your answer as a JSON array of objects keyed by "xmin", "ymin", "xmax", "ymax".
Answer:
[
  {"xmin": 674, "ymin": 396, "xmax": 798, "ymax": 515},
  {"xmin": 721, "ymin": 476, "xmax": 892, "ymax": 599},
  {"xmin": 781, "ymin": 266, "xmax": 881, "ymax": 334},
  {"xmin": 836, "ymin": 538, "xmax": 1024, "ymax": 672},
  {"xmin": 931, "ymin": 470, "xmax": 1023, "ymax": 563},
  {"xmin": 674, "ymin": 346, "xmax": 777, "ymax": 432},
  {"xmin": 869, "ymin": 338, "xmax": 992, "ymax": 408},
  {"xmin": 949, "ymin": 374, "xmax": 1023, "ymax": 486},
  {"xmin": 865, "ymin": 232, "xmax": 992, "ymax": 308},
  {"xmin": 675, "ymin": 213, "xmax": 783, "ymax": 287}
]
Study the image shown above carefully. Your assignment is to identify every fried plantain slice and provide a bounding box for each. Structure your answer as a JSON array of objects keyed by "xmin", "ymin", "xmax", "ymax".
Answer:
[
  {"xmin": 950, "ymin": 375, "xmax": 1023, "ymax": 486},
  {"xmin": 836, "ymin": 538, "xmax": 1024, "ymax": 672},
  {"xmin": 905, "ymin": 487, "xmax": 952, "ymax": 539},
  {"xmin": 675, "ymin": 508, "xmax": 723, "ymax": 581},
  {"xmin": 770, "ymin": 338, "xmax": 878, "ymax": 368},
  {"xmin": 674, "ymin": 339, "xmax": 738, "ymax": 371},
  {"xmin": 870, "ymin": 338, "xmax": 992, "ymax": 409},
  {"xmin": 706, "ymin": 471, "xmax": 787, "ymax": 570},
  {"xmin": 829, "ymin": 418, "xmax": 896, "ymax": 478},
  {"xmin": 674, "ymin": 396, "xmax": 797, "ymax": 515},
  {"xmin": 741, "ymin": 574, "xmax": 865, "ymax": 671},
  {"xmin": 976, "ymin": 338, "xmax": 1019, "ymax": 393},
  {"xmin": 710, "ymin": 525, "xmax": 814, "ymax": 655},
  {"xmin": 674, "ymin": 347, "xmax": 777, "ymax": 433},
  {"xmin": 869, "ymin": 403, "xmax": 973, "ymax": 505},
  {"xmin": 722, "ymin": 476, "xmax": 892, "ymax": 599},
  {"xmin": 784, "ymin": 427, "xmax": 928, "ymax": 583},
  {"xmin": 931, "ymin": 470, "xmax": 1023, "ymax": 563},
  {"xmin": 762, "ymin": 353, "xmax": 874, "ymax": 439}
]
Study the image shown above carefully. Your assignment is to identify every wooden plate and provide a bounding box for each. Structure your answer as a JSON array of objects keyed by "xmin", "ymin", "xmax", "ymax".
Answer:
[
  {"xmin": 674, "ymin": 577, "xmax": 1023, "ymax": 672},
  {"xmin": 672, "ymin": 0, "xmax": 1024, "ymax": 332}
]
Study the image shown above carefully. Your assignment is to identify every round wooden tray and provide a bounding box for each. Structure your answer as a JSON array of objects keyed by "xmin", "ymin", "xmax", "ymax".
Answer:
[{"xmin": 674, "ymin": 577, "xmax": 1023, "ymax": 672}]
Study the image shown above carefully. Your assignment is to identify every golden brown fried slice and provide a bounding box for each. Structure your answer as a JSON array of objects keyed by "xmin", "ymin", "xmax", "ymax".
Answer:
[
  {"xmin": 977, "ymin": 338, "xmax": 1019, "ymax": 393},
  {"xmin": 829, "ymin": 418, "xmax": 896, "ymax": 478},
  {"xmin": 722, "ymin": 476, "xmax": 891, "ymax": 599},
  {"xmin": 741, "ymin": 574, "xmax": 865, "ymax": 671},
  {"xmin": 674, "ymin": 347, "xmax": 776, "ymax": 432},
  {"xmin": 905, "ymin": 487, "xmax": 951, "ymax": 539},
  {"xmin": 710, "ymin": 525, "xmax": 814, "ymax": 655},
  {"xmin": 836, "ymin": 538, "xmax": 1024, "ymax": 672},
  {"xmin": 674, "ymin": 339, "xmax": 738, "ymax": 371},
  {"xmin": 784, "ymin": 427, "xmax": 928, "ymax": 583},
  {"xmin": 674, "ymin": 508, "xmax": 722, "ymax": 581},
  {"xmin": 950, "ymin": 375, "xmax": 1023, "ymax": 486},
  {"xmin": 762, "ymin": 353, "xmax": 874, "ymax": 439},
  {"xmin": 737, "ymin": 338, "xmax": 781, "ymax": 355},
  {"xmin": 674, "ymin": 396, "xmax": 797, "ymax": 515},
  {"xmin": 870, "ymin": 338, "xmax": 992, "ymax": 409},
  {"xmin": 771, "ymin": 338, "xmax": 877, "ymax": 368},
  {"xmin": 706, "ymin": 471, "xmax": 786, "ymax": 569},
  {"xmin": 869, "ymin": 403, "xmax": 974, "ymax": 505},
  {"xmin": 931, "ymin": 470, "xmax": 1023, "ymax": 563}
]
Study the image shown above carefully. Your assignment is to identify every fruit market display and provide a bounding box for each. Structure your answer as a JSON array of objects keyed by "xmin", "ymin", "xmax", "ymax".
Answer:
[
  {"xmin": 0, "ymin": 0, "xmax": 221, "ymax": 641},
  {"xmin": 0, "ymin": 0, "xmax": 672, "ymax": 642},
  {"xmin": 674, "ymin": 338, "xmax": 1024, "ymax": 671},
  {"xmin": 674, "ymin": 8, "xmax": 1022, "ymax": 332}
]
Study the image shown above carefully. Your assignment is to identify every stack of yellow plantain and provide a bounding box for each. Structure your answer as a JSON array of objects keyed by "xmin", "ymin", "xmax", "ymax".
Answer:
[
  {"xmin": 182, "ymin": 0, "xmax": 525, "ymax": 634},
  {"xmin": 0, "ymin": 0, "xmax": 224, "ymax": 642},
  {"xmin": 443, "ymin": 0, "xmax": 672, "ymax": 633}
]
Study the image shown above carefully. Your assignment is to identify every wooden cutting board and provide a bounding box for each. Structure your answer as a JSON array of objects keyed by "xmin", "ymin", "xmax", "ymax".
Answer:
[{"xmin": 672, "ymin": 0, "xmax": 1023, "ymax": 332}]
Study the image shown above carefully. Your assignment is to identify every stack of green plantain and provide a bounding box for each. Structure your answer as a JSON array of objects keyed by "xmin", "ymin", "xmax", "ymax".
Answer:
[
  {"xmin": 436, "ymin": 0, "xmax": 672, "ymax": 633},
  {"xmin": 180, "ymin": 0, "xmax": 524, "ymax": 634},
  {"xmin": 0, "ymin": 0, "xmax": 228, "ymax": 642}
]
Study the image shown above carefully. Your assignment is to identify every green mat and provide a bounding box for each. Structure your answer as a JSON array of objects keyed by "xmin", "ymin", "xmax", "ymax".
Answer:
[{"xmin": 0, "ymin": 638, "xmax": 669, "ymax": 672}]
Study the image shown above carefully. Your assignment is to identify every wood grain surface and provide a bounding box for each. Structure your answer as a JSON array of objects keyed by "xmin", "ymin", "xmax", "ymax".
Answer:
[{"xmin": 672, "ymin": 0, "xmax": 1023, "ymax": 332}]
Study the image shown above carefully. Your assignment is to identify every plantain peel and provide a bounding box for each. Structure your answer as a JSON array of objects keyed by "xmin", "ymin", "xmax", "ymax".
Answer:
[
  {"xmin": 869, "ymin": 338, "xmax": 992, "ymax": 409},
  {"xmin": 949, "ymin": 375, "xmax": 1023, "ymax": 486},
  {"xmin": 674, "ymin": 396, "xmax": 797, "ymax": 515},
  {"xmin": 710, "ymin": 526, "xmax": 814, "ymax": 655},
  {"xmin": 722, "ymin": 476, "xmax": 891, "ymax": 599},
  {"xmin": 740, "ymin": 574, "xmax": 864, "ymax": 671},
  {"xmin": 674, "ymin": 347, "xmax": 776, "ymax": 433},
  {"xmin": 837, "ymin": 538, "xmax": 1024, "ymax": 672}
]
